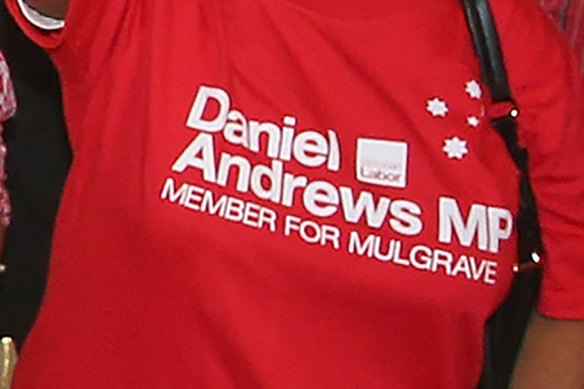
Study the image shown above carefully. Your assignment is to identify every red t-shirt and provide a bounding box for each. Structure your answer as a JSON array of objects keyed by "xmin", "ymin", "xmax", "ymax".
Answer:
[{"xmin": 7, "ymin": 0, "xmax": 584, "ymax": 387}]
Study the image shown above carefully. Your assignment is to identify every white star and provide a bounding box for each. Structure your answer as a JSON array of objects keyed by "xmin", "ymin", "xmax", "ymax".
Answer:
[
  {"xmin": 465, "ymin": 80, "xmax": 483, "ymax": 99},
  {"xmin": 467, "ymin": 116, "xmax": 480, "ymax": 127},
  {"xmin": 426, "ymin": 98, "xmax": 449, "ymax": 117},
  {"xmin": 443, "ymin": 137, "xmax": 469, "ymax": 160}
]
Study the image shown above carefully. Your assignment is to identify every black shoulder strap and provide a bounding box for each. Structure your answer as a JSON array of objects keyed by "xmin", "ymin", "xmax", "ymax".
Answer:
[
  {"xmin": 461, "ymin": 0, "xmax": 544, "ymax": 269},
  {"xmin": 461, "ymin": 0, "xmax": 525, "ymax": 170},
  {"xmin": 462, "ymin": 3, "xmax": 545, "ymax": 388},
  {"xmin": 461, "ymin": 0, "xmax": 512, "ymax": 103}
]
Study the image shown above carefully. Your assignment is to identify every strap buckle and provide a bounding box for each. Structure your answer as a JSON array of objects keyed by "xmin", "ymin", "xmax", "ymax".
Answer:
[{"xmin": 486, "ymin": 101, "xmax": 519, "ymax": 121}]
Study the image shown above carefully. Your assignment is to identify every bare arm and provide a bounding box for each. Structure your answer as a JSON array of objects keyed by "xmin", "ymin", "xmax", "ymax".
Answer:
[
  {"xmin": 511, "ymin": 313, "xmax": 584, "ymax": 388},
  {"xmin": 22, "ymin": 0, "xmax": 69, "ymax": 19}
]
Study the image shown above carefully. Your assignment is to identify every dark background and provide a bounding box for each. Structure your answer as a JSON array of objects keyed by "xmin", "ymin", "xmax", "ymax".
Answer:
[{"xmin": 0, "ymin": 2, "xmax": 71, "ymax": 347}]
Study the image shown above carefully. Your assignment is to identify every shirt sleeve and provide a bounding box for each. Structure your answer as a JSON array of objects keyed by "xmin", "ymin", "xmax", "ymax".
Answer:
[
  {"xmin": 4, "ymin": 0, "xmax": 137, "ymax": 83},
  {"xmin": 492, "ymin": 0, "xmax": 584, "ymax": 319}
]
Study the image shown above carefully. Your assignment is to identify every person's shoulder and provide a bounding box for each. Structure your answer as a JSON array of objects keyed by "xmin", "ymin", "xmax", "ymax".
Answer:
[
  {"xmin": 488, "ymin": 0, "xmax": 564, "ymax": 53},
  {"xmin": 489, "ymin": 0, "xmax": 560, "ymax": 30},
  {"xmin": 488, "ymin": 0, "xmax": 542, "ymax": 27}
]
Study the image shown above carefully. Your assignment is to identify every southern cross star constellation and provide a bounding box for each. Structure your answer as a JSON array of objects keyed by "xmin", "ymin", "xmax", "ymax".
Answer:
[{"xmin": 425, "ymin": 79, "xmax": 485, "ymax": 160}]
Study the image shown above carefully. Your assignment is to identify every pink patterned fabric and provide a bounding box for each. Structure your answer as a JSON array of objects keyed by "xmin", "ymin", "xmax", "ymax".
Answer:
[
  {"xmin": 539, "ymin": 0, "xmax": 584, "ymax": 71},
  {"xmin": 0, "ymin": 52, "xmax": 15, "ymax": 227}
]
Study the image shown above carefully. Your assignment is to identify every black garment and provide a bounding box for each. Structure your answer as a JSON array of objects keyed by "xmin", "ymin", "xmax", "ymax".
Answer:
[{"xmin": 0, "ymin": 2, "xmax": 71, "ymax": 347}]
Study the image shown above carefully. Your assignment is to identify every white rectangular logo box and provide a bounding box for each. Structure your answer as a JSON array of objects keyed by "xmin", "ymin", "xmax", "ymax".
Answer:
[{"xmin": 356, "ymin": 138, "xmax": 408, "ymax": 188}]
